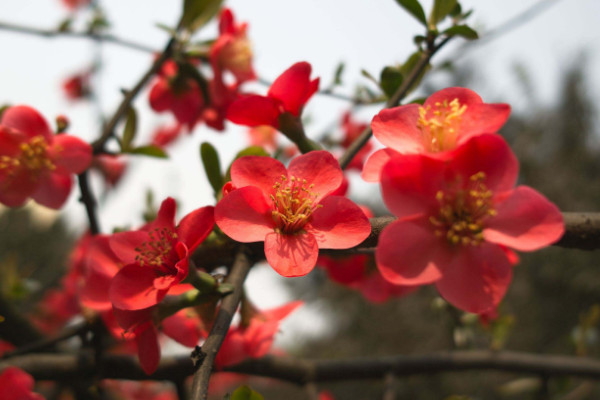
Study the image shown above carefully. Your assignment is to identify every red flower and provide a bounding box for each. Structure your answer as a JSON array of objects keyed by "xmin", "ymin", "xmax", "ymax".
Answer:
[
  {"xmin": 109, "ymin": 197, "xmax": 214, "ymax": 310},
  {"xmin": 215, "ymin": 151, "xmax": 371, "ymax": 277},
  {"xmin": 376, "ymin": 134, "xmax": 564, "ymax": 313},
  {"xmin": 149, "ymin": 60, "xmax": 205, "ymax": 129},
  {"xmin": 0, "ymin": 106, "xmax": 92, "ymax": 209},
  {"xmin": 210, "ymin": 8, "xmax": 256, "ymax": 84},
  {"xmin": 91, "ymin": 154, "xmax": 127, "ymax": 186},
  {"xmin": 215, "ymin": 301, "xmax": 302, "ymax": 368},
  {"xmin": 226, "ymin": 62, "xmax": 319, "ymax": 129},
  {"xmin": 62, "ymin": 71, "xmax": 91, "ymax": 100},
  {"xmin": 150, "ymin": 123, "xmax": 183, "ymax": 149},
  {"xmin": 363, "ymin": 87, "xmax": 510, "ymax": 181},
  {"xmin": 60, "ymin": 0, "xmax": 90, "ymax": 10},
  {"xmin": 0, "ymin": 367, "xmax": 44, "ymax": 400},
  {"xmin": 247, "ymin": 125, "xmax": 278, "ymax": 151}
]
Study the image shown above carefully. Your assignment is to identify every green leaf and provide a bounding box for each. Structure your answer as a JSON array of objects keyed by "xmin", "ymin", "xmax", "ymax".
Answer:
[
  {"xmin": 360, "ymin": 69, "xmax": 379, "ymax": 86},
  {"xmin": 180, "ymin": 0, "xmax": 224, "ymax": 32},
  {"xmin": 380, "ymin": 66, "xmax": 404, "ymax": 98},
  {"xmin": 129, "ymin": 145, "xmax": 168, "ymax": 158},
  {"xmin": 333, "ymin": 62, "xmax": 345, "ymax": 86},
  {"xmin": 229, "ymin": 386, "xmax": 264, "ymax": 400},
  {"xmin": 443, "ymin": 25, "xmax": 478, "ymax": 40},
  {"xmin": 430, "ymin": 0, "xmax": 458, "ymax": 26},
  {"xmin": 399, "ymin": 51, "xmax": 431, "ymax": 96},
  {"xmin": 200, "ymin": 142, "xmax": 223, "ymax": 195},
  {"xmin": 121, "ymin": 107, "xmax": 137, "ymax": 152},
  {"xmin": 224, "ymin": 146, "xmax": 270, "ymax": 182},
  {"xmin": 394, "ymin": 0, "xmax": 427, "ymax": 26},
  {"xmin": 155, "ymin": 23, "xmax": 178, "ymax": 37}
]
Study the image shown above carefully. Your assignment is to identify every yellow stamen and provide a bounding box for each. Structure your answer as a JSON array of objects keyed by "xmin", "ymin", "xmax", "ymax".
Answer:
[{"xmin": 417, "ymin": 98, "xmax": 467, "ymax": 152}]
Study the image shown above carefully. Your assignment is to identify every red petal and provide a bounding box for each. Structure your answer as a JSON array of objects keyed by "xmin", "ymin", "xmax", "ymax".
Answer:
[
  {"xmin": 177, "ymin": 206, "xmax": 215, "ymax": 252},
  {"xmin": 264, "ymin": 232, "xmax": 318, "ymax": 277},
  {"xmin": 261, "ymin": 300, "xmax": 303, "ymax": 321},
  {"xmin": 287, "ymin": 151, "xmax": 343, "ymax": 203},
  {"xmin": 424, "ymin": 87, "xmax": 483, "ymax": 110},
  {"xmin": 0, "ymin": 105, "xmax": 52, "ymax": 140},
  {"xmin": 375, "ymin": 218, "xmax": 445, "ymax": 285},
  {"xmin": 31, "ymin": 172, "xmax": 72, "ymax": 209},
  {"xmin": 50, "ymin": 134, "xmax": 92, "ymax": 174},
  {"xmin": 306, "ymin": 196, "xmax": 370, "ymax": 249},
  {"xmin": 435, "ymin": 243, "xmax": 512, "ymax": 314},
  {"xmin": 231, "ymin": 155, "xmax": 287, "ymax": 195},
  {"xmin": 268, "ymin": 62, "xmax": 315, "ymax": 116},
  {"xmin": 458, "ymin": 103, "xmax": 511, "ymax": 142},
  {"xmin": 450, "ymin": 134, "xmax": 518, "ymax": 193},
  {"xmin": 371, "ymin": 104, "xmax": 424, "ymax": 153},
  {"xmin": 136, "ymin": 323, "xmax": 161, "ymax": 375},
  {"xmin": 0, "ymin": 167, "xmax": 37, "ymax": 208},
  {"xmin": 148, "ymin": 79, "xmax": 175, "ymax": 112},
  {"xmin": 153, "ymin": 197, "xmax": 177, "ymax": 230},
  {"xmin": 109, "ymin": 264, "xmax": 164, "ymax": 310},
  {"xmin": 361, "ymin": 148, "xmax": 401, "ymax": 182},
  {"xmin": 380, "ymin": 155, "xmax": 444, "ymax": 218},
  {"xmin": 163, "ymin": 311, "xmax": 204, "ymax": 347},
  {"xmin": 110, "ymin": 230, "xmax": 148, "ymax": 265},
  {"xmin": 218, "ymin": 8, "xmax": 235, "ymax": 34},
  {"xmin": 227, "ymin": 95, "xmax": 280, "ymax": 127},
  {"xmin": 215, "ymin": 186, "xmax": 274, "ymax": 242},
  {"xmin": 484, "ymin": 186, "xmax": 564, "ymax": 251}
]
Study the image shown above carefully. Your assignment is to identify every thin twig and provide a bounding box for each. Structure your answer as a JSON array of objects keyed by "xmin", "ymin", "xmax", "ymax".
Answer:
[
  {"xmin": 91, "ymin": 38, "xmax": 175, "ymax": 154},
  {"xmin": 189, "ymin": 248, "xmax": 253, "ymax": 400},
  {"xmin": 77, "ymin": 171, "xmax": 101, "ymax": 234},
  {"xmin": 0, "ymin": 21, "xmax": 155, "ymax": 53},
  {"xmin": 338, "ymin": 37, "xmax": 452, "ymax": 170},
  {"xmin": 1, "ymin": 321, "xmax": 89, "ymax": 359}
]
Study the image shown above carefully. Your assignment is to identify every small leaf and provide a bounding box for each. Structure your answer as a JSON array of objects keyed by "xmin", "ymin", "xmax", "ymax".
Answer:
[
  {"xmin": 129, "ymin": 145, "xmax": 168, "ymax": 158},
  {"xmin": 394, "ymin": 0, "xmax": 427, "ymax": 26},
  {"xmin": 443, "ymin": 25, "xmax": 478, "ymax": 40},
  {"xmin": 121, "ymin": 107, "xmax": 137, "ymax": 152},
  {"xmin": 380, "ymin": 66, "xmax": 404, "ymax": 98},
  {"xmin": 224, "ymin": 146, "xmax": 270, "ymax": 182},
  {"xmin": 230, "ymin": 386, "xmax": 264, "ymax": 400},
  {"xmin": 155, "ymin": 23, "xmax": 178, "ymax": 37},
  {"xmin": 360, "ymin": 69, "xmax": 379, "ymax": 86},
  {"xmin": 180, "ymin": 0, "xmax": 224, "ymax": 32},
  {"xmin": 399, "ymin": 51, "xmax": 431, "ymax": 96},
  {"xmin": 0, "ymin": 315, "xmax": 4, "ymax": 323},
  {"xmin": 57, "ymin": 17, "xmax": 73, "ymax": 32},
  {"xmin": 200, "ymin": 142, "xmax": 223, "ymax": 195},
  {"xmin": 430, "ymin": 0, "xmax": 458, "ymax": 27},
  {"xmin": 408, "ymin": 97, "xmax": 427, "ymax": 105},
  {"xmin": 333, "ymin": 62, "xmax": 345, "ymax": 85},
  {"xmin": 449, "ymin": 2, "xmax": 462, "ymax": 18}
]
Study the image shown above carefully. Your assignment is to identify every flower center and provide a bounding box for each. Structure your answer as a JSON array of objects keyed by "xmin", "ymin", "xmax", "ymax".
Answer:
[
  {"xmin": 221, "ymin": 37, "xmax": 253, "ymax": 75},
  {"xmin": 429, "ymin": 172, "xmax": 497, "ymax": 246},
  {"xmin": 417, "ymin": 98, "xmax": 467, "ymax": 152},
  {"xmin": 270, "ymin": 175, "xmax": 321, "ymax": 234},
  {"xmin": 0, "ymin": 136, "xmax": 56, "ymax": 178},
  {"xmin": 134, "ymin": 227, "xmax": 179, "ymax": 271}
]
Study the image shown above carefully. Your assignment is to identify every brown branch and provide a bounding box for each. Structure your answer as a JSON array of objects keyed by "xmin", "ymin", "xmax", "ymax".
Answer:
[
  {"xmin": 338, "ymin": 37, "xmax": 451, "ymax": 170},
  {"xmin": 192, "ymin": 212, "xmax": 600, "ymax": 271},
  {"xmin": 0, "ymin": 21, "xmax": 155, "ymax": 53},
  {"xmin": 91, "ymin": 38, "xmax": 175, "ymax": 154},
  {"xmin": 6, "ymin": 351, "xmax": 600, "ymax": 384},
  {"xmin": 189, "ymin": 248, "xmax": 253, "ymax": 400},
  {"xmin": 1, "ymin": 321, "xmax": 88, "ymax": 359}
]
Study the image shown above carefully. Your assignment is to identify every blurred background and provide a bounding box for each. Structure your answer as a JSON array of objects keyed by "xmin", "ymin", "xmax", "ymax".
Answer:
[{"xmin": 1, "ymin": 0, "xmax": 600, "ymax": 398}]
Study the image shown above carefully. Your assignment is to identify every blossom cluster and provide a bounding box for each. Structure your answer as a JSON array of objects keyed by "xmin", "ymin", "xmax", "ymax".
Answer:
[{"xmin": 0, "ymin": 2, "xmax": 569, "ymax": 398}]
